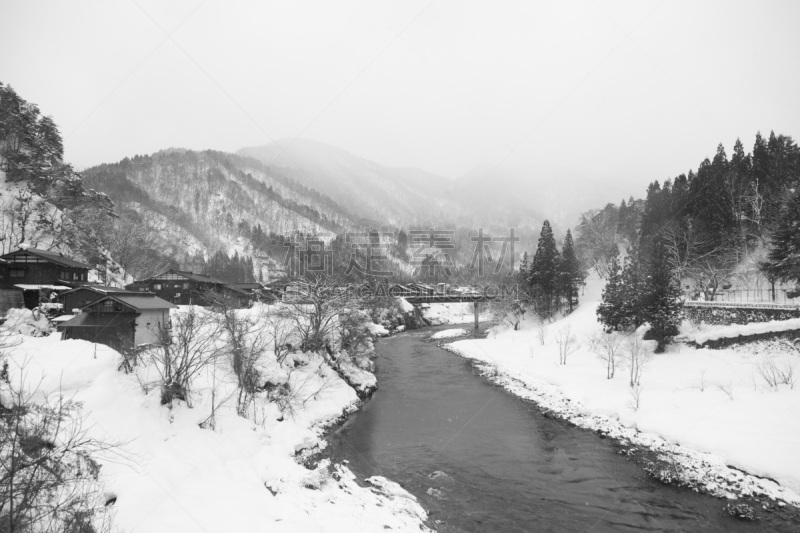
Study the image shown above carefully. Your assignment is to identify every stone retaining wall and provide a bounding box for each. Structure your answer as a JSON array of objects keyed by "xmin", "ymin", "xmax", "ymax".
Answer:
[
  {"xmin": 687, "ymin": 328, "xmax": 800, "ymax": 349},
  {"xmin": 683, "ymin": 303, "xmax": 800, "ymax": 326}
]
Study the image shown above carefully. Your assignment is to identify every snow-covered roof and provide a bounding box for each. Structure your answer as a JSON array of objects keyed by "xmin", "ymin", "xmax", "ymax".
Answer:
[
  {"xmin": 2, "ymin": 248, "xmax": 91, "ymax": 269},
  {"xmin": 14, "ymin": 284, "xmax": 72, "ymax": 291},
  {"xmin": 84, "ymin": 294, "xmax": 177, "ymax": 312}
]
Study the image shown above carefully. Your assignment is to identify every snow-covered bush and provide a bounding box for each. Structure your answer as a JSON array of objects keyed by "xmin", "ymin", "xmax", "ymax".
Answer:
[
  {"xmin": 3, "ymin": 308, "xmax": 52, "ymax": 337},
  {"xmin": 0, "ymin": 360, "xmax": 115, "ymax": 532}
]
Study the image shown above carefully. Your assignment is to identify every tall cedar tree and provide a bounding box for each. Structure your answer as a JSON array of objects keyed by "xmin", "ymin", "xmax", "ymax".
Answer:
[
  {"xmin": 763, "ymin": 192, "xmax": 800, "ymax": 283},
  {"xmin": 529, "ymin": 220, "xmax": 560, "ymax": 316},
  {"xmin": 596, "ymin": 248, "xmax": 624, "ymax": 332},
  {"xmin": 559, "ymin": 230, "xmax": 584, "ymax": 312},
  {"xmin": 619, "ymin": 247, "xmax": 647, "ymax": 330},
  {"xmin": 641, "ymin": 238, "xmax": 683, "ymax": 352}
]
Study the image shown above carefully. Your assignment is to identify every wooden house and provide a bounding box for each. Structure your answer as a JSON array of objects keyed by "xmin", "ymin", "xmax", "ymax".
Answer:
[
  {"xmin": 0, "ymin": 248, "xmax": 91, "ymax": 309},
  {"xmin": 58, "ymin": 293, "xmax": 175, "ymax": 351},
  {"xmin": 126, "ymin": 269, "xmax": 250, "ymax": 307},
  {"xmin": 229, "ymin": 282, "xmax": 276, "ymax": 303},
  {"xmin": 61, "ymin": 284, "xmax": 141, "ymax": 314}
]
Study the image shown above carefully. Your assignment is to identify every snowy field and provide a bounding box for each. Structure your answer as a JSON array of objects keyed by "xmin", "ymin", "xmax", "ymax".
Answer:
[
  {"xmin": 446, "ymin": 274, "xmax": 800, "ymax": 505},
  {"xmin": 1, "ymin": 306, "xmax": 430, "ymax": 533}
]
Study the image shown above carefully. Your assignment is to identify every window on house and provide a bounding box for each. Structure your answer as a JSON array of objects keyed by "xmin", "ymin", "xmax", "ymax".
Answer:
[
  {"xmin": 10, "ymin": 269, "xmax": 24, "ymax": 278},
  {"xmin": 174, "ymin": 284, "xmax": 181, "ymax": 289},
  {"xmin": 183, "ymin": 283, "xmax": 190, "ymax": 289},
  {"xmin": 153, "ymin": 284, "xmax": 162, "ymax": 290},
  {"xmin": 103, "ymin": 300, "xmax": 114, "ymax": 312}
]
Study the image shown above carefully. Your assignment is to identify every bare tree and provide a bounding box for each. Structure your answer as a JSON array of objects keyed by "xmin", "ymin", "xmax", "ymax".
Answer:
[
  {"xmin": 209, "ymin": 293, "xmax": 271, "ymax": 417},
  {"xmin": 575, "ymin": 208, "xmax": 619, "ymax": 279},
  {"xmin": 622, "ymin": 334, "xmax": 650, "ymax": 387},
  {"xmin": 0, "ymin": 361, "xmax": 116, "ymax": 533},
  {"xmin": 591, "ymin": 332, "xmax": 623, "ymax": 379},
  {"xmin": 145, "ymin": 307, "xmax": 221, "ymax": 407},
  {"xmin": 555, "ymin": 326, "xmax": 577, "ymax": 365},
  {"xmin": 275, "ymin": 275, "xmax": 371, "ymax": 356}
]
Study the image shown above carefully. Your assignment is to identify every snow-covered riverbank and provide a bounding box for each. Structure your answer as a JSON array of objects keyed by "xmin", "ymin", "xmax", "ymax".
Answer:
[
  {"xmin": 443, "ymin": 274, "xmax": 800, "ymax": 509},
  {"xmin": 1, "ymin": 309, "xmax": 431, "ymax": 533}
]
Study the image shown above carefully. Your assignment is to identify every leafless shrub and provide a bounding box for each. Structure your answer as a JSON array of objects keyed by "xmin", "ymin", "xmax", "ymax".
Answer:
[
  {"xmin": 209, "ymin": 294, "xmax": 272, "ymax": 418},
  {"xmin": 535, "ymin": 317, "xmax": 547, "ymax": 346},
  {"xmin": 718, "ymin": 380, "xmax": 735, "ymax": 400},
  {"xmin": 263, "ymin": 309, "xmax": 295, "ymax": 365},
  {"xmin": 591, "ymin": 332, "xmax": 623, "ymax": 379},
  {"xmin": 555, "ymin": 326, "xmax": 577, "ymax": 365},
  {"xmin": 698, "ymin": 369, "xmax": 707, "ymax": 392},
  {"xmin": 622, "ymin": 334, "xmax": 650, "ymax": 387},
  {"xmin": 757, "ymin": 356, "xmax": 796, "ymax": 390},
  {"xmin": 265, "ymin": 364, "xmax": 338, "ymax": 420},
  {"xmin": 0, "ymin": 361, "xmax": 117, "ymax": 532},
  {"xmin": 628, "ymin": 383, "xmax": 643, "ymax": 411},
  {"xmin": 145, "ymin": 307, "xmax": 221, "ymax": 408}
]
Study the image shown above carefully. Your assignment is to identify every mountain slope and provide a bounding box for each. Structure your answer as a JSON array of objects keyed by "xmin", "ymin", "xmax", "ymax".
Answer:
[
  {"xmin": 81, "ymin": 149, "xmax": 376, "ymax": 276},
  {"xmin": 238, "ymin": 139, "xmax": 457, "ymax": 226}
]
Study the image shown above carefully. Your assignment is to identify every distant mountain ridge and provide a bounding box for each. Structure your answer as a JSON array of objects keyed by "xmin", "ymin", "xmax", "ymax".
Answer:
[
  {"xmin": 237, "ymin": 139, "xmax": 458, "ymax": 226},
  {"xmin": 81, "ymin": 149, "xmax": 381, "ymax": 276}
]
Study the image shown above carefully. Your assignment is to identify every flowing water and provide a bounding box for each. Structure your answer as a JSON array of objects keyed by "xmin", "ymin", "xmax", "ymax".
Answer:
[{"xmin": 327, "ymin": 326, "xmax": 795, "ymax": 532}]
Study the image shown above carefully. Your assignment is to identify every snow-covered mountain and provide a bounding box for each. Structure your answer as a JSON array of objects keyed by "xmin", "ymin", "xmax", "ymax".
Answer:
[
  {"xmin": 81, "ymin": 149, "xmax": 381, "ymax": 274},
  {"xmin": 238, "ymin": 139, "xmax": 458, "ymax": 226}
]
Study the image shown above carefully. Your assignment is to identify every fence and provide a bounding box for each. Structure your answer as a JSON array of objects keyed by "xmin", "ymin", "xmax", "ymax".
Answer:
[{"xmin": 689, "ymin": 288, "xmax": 797, "ymax": 305}]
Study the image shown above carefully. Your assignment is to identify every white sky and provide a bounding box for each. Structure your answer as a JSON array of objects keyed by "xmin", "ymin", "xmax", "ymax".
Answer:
[{"xmin": 1, "ymin": 0, "xmax": 799, "ymax": 193}]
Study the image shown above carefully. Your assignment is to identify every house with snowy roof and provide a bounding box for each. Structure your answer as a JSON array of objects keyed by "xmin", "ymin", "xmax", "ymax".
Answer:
[
  {"xmin": 58, "ymin": 293, "xmax": 176, "ymax": 351},
  {"xmin": 125, "ymin": 269, "xmax": 251, "ymax": 307},
  {"xmin": 0, "ymin": 246, "xmax": 92, "ymax": 308}
]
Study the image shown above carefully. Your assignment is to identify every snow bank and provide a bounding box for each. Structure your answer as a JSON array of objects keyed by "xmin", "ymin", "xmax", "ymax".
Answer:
[
  {"xmin": 366, "ymin": 322, "xmax": 390, "ymax": 337},
  {"xmin": 396, "ymin": 297, "xmax": 414, "ymax": 313},
  {"xmin": 2, "ymin": 308, "xmax": 430, "ymax": 532},
  {"xmin": 3, "ymin": 307, "xmax": 52, "ymax": 336},
  {"xmin": 430, "ymin": 328, "xmax": 468, "ymax": 340},
  {"xmin": 682, "ymin": 318, "xmax": 800, "ymax": 345},
  {"xmin": 422, "ymin": 302, "xmax": 483, "ymax": 325},
  {"xmin": 442, "ymin": 272, "xmax": 800, "ymax": 505}
]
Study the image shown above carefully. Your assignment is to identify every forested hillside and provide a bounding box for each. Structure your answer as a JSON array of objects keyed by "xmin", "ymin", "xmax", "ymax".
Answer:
[
  {"xmin": 577, "ymin": 132, "xmax": 800, "ymax": 298},
  {"xmin": 81, "ymin": 149, "xmax": 378, "ymax": 279},
  {"xmin": 0, "ymin": 82, "xmax": 114, "ymax": 264}
]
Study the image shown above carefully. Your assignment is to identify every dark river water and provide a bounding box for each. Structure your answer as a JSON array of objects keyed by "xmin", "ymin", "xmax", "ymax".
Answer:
[{"xmin": 327, "ymin": 326, "xmax": 795, "ymax": 532}]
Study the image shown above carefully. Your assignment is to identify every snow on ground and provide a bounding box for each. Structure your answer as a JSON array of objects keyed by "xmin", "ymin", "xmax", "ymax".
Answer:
[
  {"xmin": 430, "ymin": 328, "xmax": 468, "ymax": 340},
  {"xmin": 2, "ymin": 308, "xmax": 430, "ymax": 533},
  {"xmin": 422, "ymin": 302, "xmax": 487, "ymax": 325},
  {"xmin": 681, "ymin": 317, "xmax": 800, "ymax": 345},
  {"xmin": 444, "ymin": 273, "xmax": 800, "ymax": 505},
  {"xmin": 366, "ymin": 321, "xmax": 390, "ymax": 337},
  {"xmin": 396, "ymin": 297, "xmax": 415, "ymax": 313}
]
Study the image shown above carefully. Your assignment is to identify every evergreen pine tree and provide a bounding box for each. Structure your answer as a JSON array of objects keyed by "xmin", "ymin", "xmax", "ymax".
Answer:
[
  {"xmin": 596, "ymin": 248, "xmax": 624, "ymax": 332},
  {"xmin": 529, "ymin": 220, "xmax": 561, "ymax": 316},
  {"xmin": 641, "ymin": 239, "xmax": 683, "ymax": 352},
  {"xmin": 762, "ymin": 192, "xmax": 800, "ymax": 283},
  {"xmin": 619, "ymin": 246, "xmax": 646, "ymax": 330},
  {"xmin": 559, "ymin": 230, "xmax": 584, "ymax": 312}
]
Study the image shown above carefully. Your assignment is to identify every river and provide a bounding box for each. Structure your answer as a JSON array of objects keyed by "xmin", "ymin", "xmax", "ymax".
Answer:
[{"xmin": 327, "ymin": 325, "xmax": 792, "ymax": 532}]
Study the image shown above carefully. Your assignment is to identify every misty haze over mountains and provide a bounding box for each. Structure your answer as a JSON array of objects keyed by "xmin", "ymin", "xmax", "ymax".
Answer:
[{"xmin": 239, "ymin": 138, "xmax": 629, "ymax": 231}]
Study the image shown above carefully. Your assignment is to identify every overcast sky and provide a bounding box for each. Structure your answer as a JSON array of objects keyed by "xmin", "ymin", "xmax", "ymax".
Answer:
[{"xmin": 2, "ymin": 0, "xmax": 799, "ymax": 193}]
